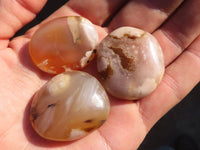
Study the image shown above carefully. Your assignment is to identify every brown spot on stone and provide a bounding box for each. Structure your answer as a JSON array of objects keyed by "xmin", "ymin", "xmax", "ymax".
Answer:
[
  {"xmin": 124, "ymin": 32, "xmax": 145, "ymax": 39},
  {"xmin": 30, "ymin": 113, "xmax": 38, "ymax": 122},
  {"xmin": 100, "ymin": 120, "xmax": 106, "ymax": 125},
  {"xmin": 110, "ymin": 33, "xmax": 144, "ymax": 40},
  {"xmin": 84, "ymin": 119, "xmax": 93, "ymax": 123},
  {"xmin": 84, "ymin": 126, "xmax": 96, "ymax": 132},
  {"xmin": 109, "ymin": 47, "xmax": 135, "ymax": 71},
  {"xmin": 124, "ymin": 33, "xmax": 138, "ymax": 39},
  {"xmin": 99, "ymin": 65, "xmax": 113, "ymax": 80},
  {"xmin": 33, "ymin": 113, "xmax": 38, "ymax": 120},
  {"xmin": 111, "ymin": 35, "xmax": 120, "ymax": 39},
  {"xmin": 93, "ymin": 49, "xmax": 97, "ymax": 53},
  {"xmin": 48, "ymin": 103, "xmax": 55, "ymax": 108},
  {"xmin": 30, "ymin": 107, "xmax": 38, "ymax": 121}
]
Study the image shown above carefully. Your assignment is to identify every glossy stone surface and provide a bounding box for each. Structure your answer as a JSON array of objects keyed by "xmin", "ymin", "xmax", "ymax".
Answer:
[
  {"xmin": 30, "ymin": 71, "xmax": 110, "ymax": 141},
  {"xmin": 29, "ymin": 16, "xmax": 99, "ymax": 74},
  {"xmin": 97, "ymin": 27, "xmax": 165, "ymax": 100}
]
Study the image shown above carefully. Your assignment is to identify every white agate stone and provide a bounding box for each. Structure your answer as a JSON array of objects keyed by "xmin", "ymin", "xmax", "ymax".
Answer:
[
  {"xmin": 30, "ymin": 71, "xmax": 110, "ymax": 141},
  {"xmin": 97, "ymin": 27, "xmax": 165, "ymax": 100}
]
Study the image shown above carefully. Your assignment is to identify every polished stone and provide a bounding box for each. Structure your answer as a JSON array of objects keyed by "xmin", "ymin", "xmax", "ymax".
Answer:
[
  {"xmin": 29, "ymin": 16, "xmax": 98, "ymax": 74},
  {"xmin": 97, "ymin": 27, "xmax": 165, "ymax": 100},
  {"xmin": 30, "ymin": 71, "xmax": 110, "ymax": 141}
]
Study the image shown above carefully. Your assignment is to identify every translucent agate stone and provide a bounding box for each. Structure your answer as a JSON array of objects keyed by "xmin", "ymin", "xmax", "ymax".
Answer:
[
  {"xmin": 29, "ymin": 16, "xmax": 99, "ymax": 74},
  {"xmin": 30, "ymin": 71, "xmax": 110, "ymax": 141},
  {"xmin": 97, "ymin": 27, "xmax": 165, "ymax": 100}
]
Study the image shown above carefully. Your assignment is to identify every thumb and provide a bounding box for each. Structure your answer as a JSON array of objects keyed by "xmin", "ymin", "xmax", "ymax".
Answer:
[{"xmin": 0, "ymin": 0, "xmax": 47, "ymax": 48}]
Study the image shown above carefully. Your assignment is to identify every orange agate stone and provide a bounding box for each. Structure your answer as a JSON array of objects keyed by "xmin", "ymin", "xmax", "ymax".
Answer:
[{"xmin": 29, "ymin": 16, "xmax": 99, "ymax": 74}]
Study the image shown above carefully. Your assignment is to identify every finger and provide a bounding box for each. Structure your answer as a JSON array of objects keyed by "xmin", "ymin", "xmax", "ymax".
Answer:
[
  {"xmin": 0, "ymin": 0, "xmax": 47, "ymax": 49},
  {"xmin": 67, "ymin": 0, "xmax": 129, "ymax": 26},
  {"xmin": 108, "ymin": 0, "xmax": 183, "ymax": 32},
  {"xmin": 98, "ymin": 100, "xmax": 147, "ymax": 150},
  {"xmin": 139, "ymin": 35, "xmax": 200, "ymax": 129},
  {"xmin": 153, "ymin": 0, "xmax": 200, "ymax": 66},
  {"xmin": 10, "ymin": 4, "xmax": 109, "ymax": 53},
  {"xmin": 12, "ymin": 0, "xmax": 127, "ymax": 39}
]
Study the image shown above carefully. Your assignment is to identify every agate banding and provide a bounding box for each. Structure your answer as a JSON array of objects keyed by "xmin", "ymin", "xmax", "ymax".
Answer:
[
  {"xmin": 30, "ymin": 71, "xmax": 110, "ymax": 141},
  {"xmin": 97, "ymin": 27, "xmax": 165, "ymax": 100},
  {"xmin": 29, "ymin": 16, "xmax": 99, "ymax": 74}
]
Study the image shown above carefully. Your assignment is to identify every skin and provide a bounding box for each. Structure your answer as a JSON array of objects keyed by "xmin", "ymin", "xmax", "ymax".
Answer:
[{"xmin": 0, "ymin": 0, "xmax": 200, "ymax": 149}]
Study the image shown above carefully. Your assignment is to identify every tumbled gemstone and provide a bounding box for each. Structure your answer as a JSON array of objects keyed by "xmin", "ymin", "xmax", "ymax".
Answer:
[
  {"xmin": 30, "ymin": 71, "xmax": 110, "ymax": 141},
  {"xmin": 29, "ymin": 16, "xmax": 99, "ymax": 74},
  {"xmin": 97, "ymin": 27, "xmax": 165, "ymax": 100}
]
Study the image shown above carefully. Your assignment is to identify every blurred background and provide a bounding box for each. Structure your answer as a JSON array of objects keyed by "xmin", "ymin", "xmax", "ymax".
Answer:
[{"xmin": 15, "ymin": 0, "xmax": 200, "ymax": 149}]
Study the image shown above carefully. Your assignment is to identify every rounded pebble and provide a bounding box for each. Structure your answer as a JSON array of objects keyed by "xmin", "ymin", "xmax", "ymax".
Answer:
[
  {"xmin": 30, "ymin": 71, "xmax": 110, "ymax": 141},
  {"xmin": 96, "ymin": 27, "xmax": 165, "ymax": 100},
  {"xmin": 29, "ymin": 16, "xmax": 99, "ymax": 74}
]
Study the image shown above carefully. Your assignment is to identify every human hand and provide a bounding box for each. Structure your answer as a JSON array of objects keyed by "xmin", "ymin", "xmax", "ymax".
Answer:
[{"xmin": 0, "ymin": 0, "xmax": 200, "ymax": 149}]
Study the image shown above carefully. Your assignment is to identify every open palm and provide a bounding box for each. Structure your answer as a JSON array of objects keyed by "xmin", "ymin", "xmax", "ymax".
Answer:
[{"xmin": 0, "ymin": 0, "xmax": 200, "ymax": 149}]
